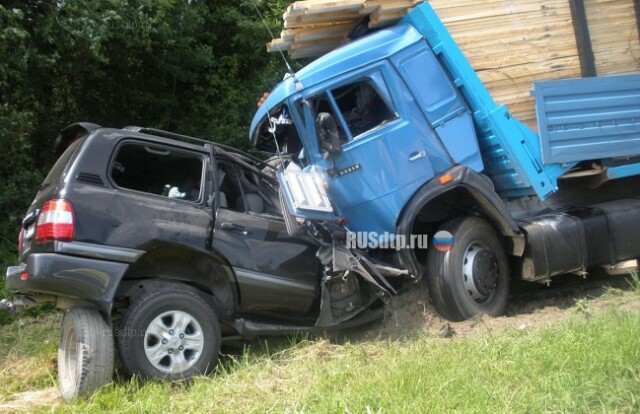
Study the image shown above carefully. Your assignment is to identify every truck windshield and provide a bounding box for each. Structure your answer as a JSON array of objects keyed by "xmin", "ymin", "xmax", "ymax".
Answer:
[{"xmin": 253, "ymin": 104, "xmax": 303, "ymax": 158}]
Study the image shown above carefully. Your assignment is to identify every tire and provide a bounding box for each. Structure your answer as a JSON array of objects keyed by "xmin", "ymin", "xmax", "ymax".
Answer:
[
  {"xmin": 117, "ymin": 284, "xmax": 221, "ymax": 380},
  {"xmin": 58, "ymin": 307, "xmax": 115, "ymax": 401},
  {"xmin": 426, "ymin": 217, "xmax": 510, "ymax": 322}
]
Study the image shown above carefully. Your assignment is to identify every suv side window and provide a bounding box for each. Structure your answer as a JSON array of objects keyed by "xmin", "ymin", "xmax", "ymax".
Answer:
[
  {"xmin": 217, "ymin": 159, "xmax": 281, "ymax": 216},
  {"xmin": 111, "ymin": 142, "xmax": 204, "ymax": 202}
]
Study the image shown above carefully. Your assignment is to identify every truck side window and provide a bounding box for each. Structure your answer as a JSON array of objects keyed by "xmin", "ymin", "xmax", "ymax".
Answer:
[
  {"xmin": 333, "ymin": 81, "xmax": 396, "ymax": 138},
  {"xmin": 111, "ymin": 142, "xmax": 203, "ymax": 202},
  {"xmin": 311, "ymin": 94, "xmax": 348, "ymax": 144}
]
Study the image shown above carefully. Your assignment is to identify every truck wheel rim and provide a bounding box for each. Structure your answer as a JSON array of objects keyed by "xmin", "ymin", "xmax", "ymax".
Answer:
[
  {"xmin": 462, "ymin": 242, "xmax": 499, "ymax": 303},
  {"xmin": 144, "ymin": 310, "xmax": 205, "ymax": 374}
]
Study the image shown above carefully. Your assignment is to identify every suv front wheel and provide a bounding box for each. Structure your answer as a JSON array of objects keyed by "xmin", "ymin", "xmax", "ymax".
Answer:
[{"xmin": 117, "ymin": 283, "xmax": 221, "ymax": 380}]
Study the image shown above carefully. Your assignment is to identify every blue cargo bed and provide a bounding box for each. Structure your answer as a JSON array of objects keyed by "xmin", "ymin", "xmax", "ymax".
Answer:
[{"xmin": 533, "ymin": 75, "xmax": 640, "ymax": 164}]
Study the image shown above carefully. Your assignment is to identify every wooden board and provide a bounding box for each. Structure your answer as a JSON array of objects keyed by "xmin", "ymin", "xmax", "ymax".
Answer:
[
  {"xmin": 584, "ymin": 0, "xmax": 640, "ymax": 76},
  {"xmin": 274, "ymin": 0, "xmax": 424, "ymax": 41},
  {"xmin": 429, "ymin": 0, "xmax": 582, "ymax": 130}
]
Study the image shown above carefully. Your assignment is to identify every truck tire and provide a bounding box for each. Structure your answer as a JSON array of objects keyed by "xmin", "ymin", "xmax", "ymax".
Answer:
[
  {"xmin": 426, "ymin": 217, "xmax": 510, "ymax": 322},
  {"xmin": 117, "ymin": 284, "xmax": 221, "ymax": 380},
  {"xmin": 58, "ymin": 307, "xmax": 114, "ymax": 401}
]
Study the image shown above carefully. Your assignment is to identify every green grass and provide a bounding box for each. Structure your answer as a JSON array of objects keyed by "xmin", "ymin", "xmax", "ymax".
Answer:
[
  {"xmin": 628, "ymin": 272, "xmax": 640, "ymax": 294},
  {"xmin": 2, "ymin": 275, "xmax": 640, "ymax": 412},
  {"xmin": 0, "ymin": 313, "xmax": 59, "ymax": 401},
  {"xmin": 1, "ymin": 310, "xmax": 638, "ymax": 413}
]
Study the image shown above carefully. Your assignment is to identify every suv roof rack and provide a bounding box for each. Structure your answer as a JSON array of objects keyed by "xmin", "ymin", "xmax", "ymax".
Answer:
[
  {"xmin": 124, "ymin": 126, "xmax": 275, "ymax": 172},
  {"xmin": 124, "ymin": 126, "xmax": 214, "ymax": 147}
]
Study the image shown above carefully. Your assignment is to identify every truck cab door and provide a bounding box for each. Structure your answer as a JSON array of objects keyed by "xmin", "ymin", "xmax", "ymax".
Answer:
[
  {"xmin": 210, "ymin": 159, "xmax": 320, "ymax": 318},
  {"xmin": 302, "ymin": 68, "xmax": 452, "ymax": 234}
]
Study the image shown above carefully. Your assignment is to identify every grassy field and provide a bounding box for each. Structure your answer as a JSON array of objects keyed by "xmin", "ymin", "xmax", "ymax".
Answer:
[
  {"xmin": 0, "ymin": 313, "xmax": 59, "ymax": 400},
  {"xmin": 1, "ymin": 288, "xmax": 640, "ymax": 413}
]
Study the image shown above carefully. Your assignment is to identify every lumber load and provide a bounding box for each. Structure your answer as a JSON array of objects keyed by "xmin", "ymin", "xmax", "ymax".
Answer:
[
  {"xmin": 429, "ymin": 0, "xmax": 582, "ymax": 129},
  {"xmin": 585, "ymin": 0, "xmax": 640, "ymax": 76},
  {"xmin": 266, "ymin": 0, "xmax": 638, "ymax": 131},
  {"xmin": 271, "ymin": 1, "xmax": 424, "ymax": 58}
]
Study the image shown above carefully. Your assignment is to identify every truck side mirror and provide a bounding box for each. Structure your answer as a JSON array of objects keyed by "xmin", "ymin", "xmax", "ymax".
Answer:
[{"xmin": 316, "ymin": 112, "xmax": 342, "ymax": 157}]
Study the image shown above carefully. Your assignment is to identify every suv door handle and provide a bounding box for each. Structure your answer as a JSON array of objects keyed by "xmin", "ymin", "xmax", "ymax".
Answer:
[{"xmin": 220, "ymin": 222, "xmax": 249, "ymax": 235}]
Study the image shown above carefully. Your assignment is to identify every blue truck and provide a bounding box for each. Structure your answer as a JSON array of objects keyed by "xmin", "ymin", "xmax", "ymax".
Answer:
[{"xmin": 250, "ymin": 2, "xmax": 640, "ymax": 321}]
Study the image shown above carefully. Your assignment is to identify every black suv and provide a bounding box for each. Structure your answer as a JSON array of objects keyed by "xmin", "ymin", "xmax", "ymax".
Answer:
[{"xmin": 5, "ymin": 123, "xmax": 385, "ymax": 400}]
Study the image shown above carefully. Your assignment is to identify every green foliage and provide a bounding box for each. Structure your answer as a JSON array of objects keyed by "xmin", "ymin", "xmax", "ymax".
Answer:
[
  {"xmin": 0, "ymin": 6, "xmax": 45, "ymax": 243},
  {"xmin": 0, "ymin": 0, "xmax": 289, "ymax": 252},
  {"xmin": 574, "ymin": 297, "xmax": 592, "ymax": 319}
]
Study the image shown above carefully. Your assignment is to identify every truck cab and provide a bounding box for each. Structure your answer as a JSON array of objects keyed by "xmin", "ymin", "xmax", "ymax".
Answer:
[
  {"xmin": 251, "ymin": 2, "xmax": 640, "ymax": 323},
  {"xmin": 251, "ymin": 23, "xmax": 482, "ymax": 236}
]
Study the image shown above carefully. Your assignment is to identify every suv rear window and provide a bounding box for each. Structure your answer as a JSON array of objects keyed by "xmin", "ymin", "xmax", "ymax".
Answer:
[
  {"xmin": 40, "ymin": 137, "xmax": 86, "ymax": 191},
  {"xmin": 111, "ymin": 142, "xmax": 204, "ymax": 202}
]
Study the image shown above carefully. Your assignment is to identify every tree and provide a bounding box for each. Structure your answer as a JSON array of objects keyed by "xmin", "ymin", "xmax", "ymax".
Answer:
[{"xmin": 0, "ymin": 0, "xmax": 291, "ymax": 252}]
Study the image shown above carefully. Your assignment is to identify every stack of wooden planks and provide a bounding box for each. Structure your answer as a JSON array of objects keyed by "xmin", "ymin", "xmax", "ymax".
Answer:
[
  {"xmin": 267, "ymin": 0, "xmax": 638, "ymax": 130},
  {"xmin": 268, "ymin": 1, "xmax": 424, "ymax": 59},
  {"xmin": 429, "ymin": 0, "xmax": 582, "ymax": 129},
  {"xmin": 585, "ymin": 0, "xmax": 640, "ymax": 76}
]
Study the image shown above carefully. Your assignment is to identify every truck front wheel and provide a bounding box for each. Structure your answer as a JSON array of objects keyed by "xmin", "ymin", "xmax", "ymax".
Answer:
[{"xmin": 426, "ymin": 217, "xmax": 510, "ymax": 322}]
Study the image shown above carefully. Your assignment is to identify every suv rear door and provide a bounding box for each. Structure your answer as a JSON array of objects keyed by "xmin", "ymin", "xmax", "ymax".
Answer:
[
  {"xmin": 19, "ymin": 137, "xmax": 87, "ymax": 261},
  {"xmin": 99, "ymin": 139, "xmax": 212, "ymax": 250}
]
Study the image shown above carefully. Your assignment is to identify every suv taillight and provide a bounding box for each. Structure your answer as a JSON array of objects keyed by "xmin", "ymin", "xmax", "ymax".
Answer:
[{"xmin": 35, "ymin": 199, "xmax": 75, "ymax": 243}]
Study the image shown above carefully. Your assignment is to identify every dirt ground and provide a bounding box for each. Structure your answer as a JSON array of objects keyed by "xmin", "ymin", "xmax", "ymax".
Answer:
[
  {"xmin": 0, "ymin": 389, "xmax": 58, "ymax": 413},
  {"xmin": 356, "ymin": 265, "xmax": 640, "ymax": 341}
]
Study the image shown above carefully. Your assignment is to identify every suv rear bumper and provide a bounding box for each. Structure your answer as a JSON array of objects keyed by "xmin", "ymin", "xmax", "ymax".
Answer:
[{"xmin": 5, "ymin": 252, "xmax": 130, "ymax": 315}]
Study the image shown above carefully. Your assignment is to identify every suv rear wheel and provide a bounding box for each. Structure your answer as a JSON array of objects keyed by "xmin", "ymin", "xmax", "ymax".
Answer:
[
  {"xmin": 58, "ymin": 307, "xmax": 114, "ymax": 400},
  {"xmin": 117, "ymin": 284, "xmax": 221, "ymax": 380}
]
